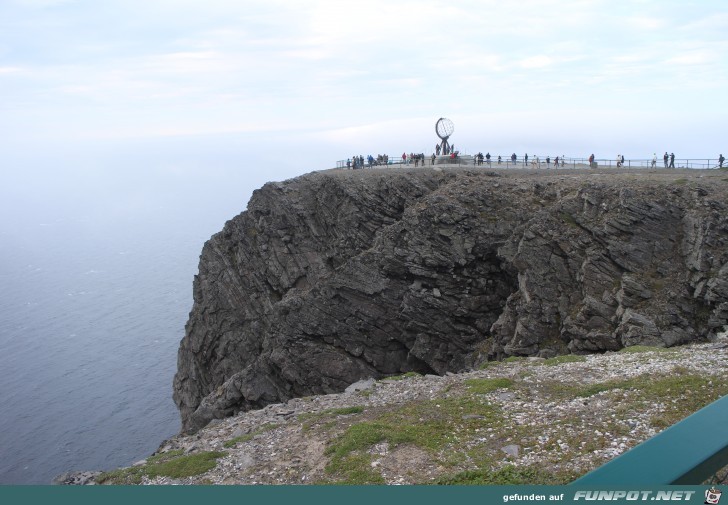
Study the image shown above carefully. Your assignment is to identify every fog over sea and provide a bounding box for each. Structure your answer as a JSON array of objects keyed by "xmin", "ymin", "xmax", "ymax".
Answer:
[{"xmin": 0, "ymin": 133, "xmax": 316, "ymax": 484}]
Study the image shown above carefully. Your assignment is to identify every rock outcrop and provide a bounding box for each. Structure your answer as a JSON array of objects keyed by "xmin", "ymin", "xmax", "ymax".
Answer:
[{"xmin": 173, "ymin": 167, "xmax": 728, "ymax": 433}]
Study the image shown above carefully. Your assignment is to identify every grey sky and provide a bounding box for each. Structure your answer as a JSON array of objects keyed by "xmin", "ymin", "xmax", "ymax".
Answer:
[{"xmin": 1, "ymin": 0, "xmax": 726, "ymax": 162}]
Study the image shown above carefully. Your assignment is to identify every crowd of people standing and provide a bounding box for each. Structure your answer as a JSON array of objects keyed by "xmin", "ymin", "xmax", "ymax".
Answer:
[
  {"xmin": 345, "ymin": 152, "xmax": 726, "ymax": 170},
  {"xmin": 651, "ymin": 152, "xmax": 676, "ymax": 168}
]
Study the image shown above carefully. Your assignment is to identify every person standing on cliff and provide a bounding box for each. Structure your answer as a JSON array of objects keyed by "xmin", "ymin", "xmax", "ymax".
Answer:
[
  {"xmin": 589, "ymin": 153, "xmax": 595, "ymax": 168},
  {"xmin": 663, "ymin": 152, "xmax": 669, "ymax": 168},
  {"xmin": 524, "ymin": 153, "xmax": 528, "ymax": 166},
  {"xmin": 669, "ymin": 152, "xmax": 675, "ymax": 168},
  {"xmin": 651, "ymin": 153, "xmax": 657, "ymax": 168},
  {"xmin": 720, "ymin": 154, "xmax": 725, "ymax": 168},
  {"xmin": 431, "ymin": 153, "xmax": 436, "ymax": 165},
  {"xmin": 401, "ymin": 152, "xmax": 407, "ymax": 166}
]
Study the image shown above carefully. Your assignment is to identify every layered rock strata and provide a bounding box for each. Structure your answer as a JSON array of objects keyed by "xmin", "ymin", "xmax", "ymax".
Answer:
[{"xmin": 173, "ymin": 168, "xmax": 728, "ymax": 433}]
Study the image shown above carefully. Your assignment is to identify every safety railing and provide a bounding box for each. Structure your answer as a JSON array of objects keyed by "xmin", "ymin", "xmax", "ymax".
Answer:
[
  {"xmin": 571, "ymin": 394, "xmax": 728, "ymax": 485},
  {"xmin": 563, "ymin": 158, "xmax": 723, "ymax": 170},
  {"xmin": 335, "ymin": 157, "xmax": 726, "ymax": 170}
]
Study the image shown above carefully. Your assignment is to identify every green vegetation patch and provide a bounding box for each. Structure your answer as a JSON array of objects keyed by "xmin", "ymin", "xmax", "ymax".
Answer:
[
  {"xmin": 543, "ymin": 355, "xmax": 587, "ymax": 366},
  {"xmin": 223, "ymin": 422, "xmax": 279, "ymax": 448},
  {"xmin": 324, "ymin": 453, "xmax": 385, "ymax": 484},
  {"xmin": 464, "ymin": 378, "xmax": 513, "ymax": 394},
  {"xmin": 331, "ymin": 406, "xmax": 364, "ymax": 415},
  {"xmin": 571, "ymin": 373, "xmax": 692, "ymax": 398},
  {"xmin": 299, "ymin": 406, "xmax": 364, "ymax": 421},
  {"xmin": 223, "ymin": 433, "xmax": 255, "ymax": 448},
  {"xmin": 560, "ymin": 372, "xmax": 728, "ymax": 425},
  {"xmin": 504, "ymin": 356, "xmax": 527, "ymax": 363},
  {"xmin": 478, "ymin": 360, "xmax": 501, "ymax": 370},
  {"xmin": 299, "ymin": 407, "xmax": 365, "ymax": 432},
  {"xmin": 97, "ymin": 450, "xmax": 227, "ymax": 484},
  {"xmin": 436, "ymin": 464, "xmax": 576, "ymax": 485},
  {"xmin": 641, "ymin": 373, "xmax": 728, "ymax": 427},
  {"xmin": 324, "ymin": 395, "xmax": 501, "ymax": 483}
]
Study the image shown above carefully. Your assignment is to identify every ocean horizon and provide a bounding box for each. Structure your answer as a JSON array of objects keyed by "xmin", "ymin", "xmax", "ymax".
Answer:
[{"xmin": 0, "ymin": 135, "xmax": 310, "ymax": 484}]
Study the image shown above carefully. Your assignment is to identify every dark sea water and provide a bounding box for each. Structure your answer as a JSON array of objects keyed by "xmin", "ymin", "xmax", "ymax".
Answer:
[
  {"xmin": 0, "ymin": 208, "xmax": 213, "ymax": 484},
  {"xmin": 0, "ymin": 134, "xmax": 318, "ymax": 484}
]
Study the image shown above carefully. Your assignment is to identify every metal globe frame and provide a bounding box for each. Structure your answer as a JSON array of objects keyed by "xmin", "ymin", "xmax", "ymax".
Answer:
[{"xmin": 435, "ymin": 117, "xmax": 454, "ymax": 155}]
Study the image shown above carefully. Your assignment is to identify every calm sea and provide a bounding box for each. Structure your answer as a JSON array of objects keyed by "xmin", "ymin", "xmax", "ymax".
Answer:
[
  {"xmin": 0, "ymin": 136, "xmax": 317, "ymax": 484},
  {"xmin": 0, "ymin": 207, "xmax": 215, "ymax": 484}
]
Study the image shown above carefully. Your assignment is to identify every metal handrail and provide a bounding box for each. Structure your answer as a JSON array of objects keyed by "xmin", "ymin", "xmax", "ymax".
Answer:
[
  {"xmin": 336, "ymin": 157, "xmax": 726, "ymax": 170},
  {"xmin": 571, "ymin": 394, "xmax": 728, "ymax": 485}
]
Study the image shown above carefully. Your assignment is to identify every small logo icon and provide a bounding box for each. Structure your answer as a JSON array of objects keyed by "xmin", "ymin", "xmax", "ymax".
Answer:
[{"xmin": 705, "ymin": 487, "xmax": 722, "ymax": 505}]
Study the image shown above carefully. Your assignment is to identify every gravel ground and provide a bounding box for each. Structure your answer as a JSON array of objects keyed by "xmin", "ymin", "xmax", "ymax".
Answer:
[{"xmin": 96, "ymin": 340, "xmax": 728, "ymax": 485}]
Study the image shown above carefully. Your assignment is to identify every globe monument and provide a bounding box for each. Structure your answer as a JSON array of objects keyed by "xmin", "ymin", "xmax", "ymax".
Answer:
[{"xmin": 435, "ymin": 117, "xmax": 454, "ymax": 156}]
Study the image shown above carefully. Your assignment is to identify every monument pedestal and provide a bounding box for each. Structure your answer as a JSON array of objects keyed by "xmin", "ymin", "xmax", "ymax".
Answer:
[{"xmin": 434, "ymin": 155, "xmax": 474, "ymax": 165}]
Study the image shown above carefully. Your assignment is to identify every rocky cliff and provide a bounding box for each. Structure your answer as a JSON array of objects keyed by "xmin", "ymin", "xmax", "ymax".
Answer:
[{"xmin": 173, "ymin": 167, "xmax": 728, "ymax": 434}]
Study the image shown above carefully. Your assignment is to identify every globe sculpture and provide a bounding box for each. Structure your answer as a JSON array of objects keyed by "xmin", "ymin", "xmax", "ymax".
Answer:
[{"xmin": 435, "ymin": 117, "xmax": 454, "ymax": 155}]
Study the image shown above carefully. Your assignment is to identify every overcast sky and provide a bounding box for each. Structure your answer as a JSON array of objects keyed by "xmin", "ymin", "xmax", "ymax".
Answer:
[{"xmin": 1, "ymin": 0, "xmax": 727, "ymax": 163}]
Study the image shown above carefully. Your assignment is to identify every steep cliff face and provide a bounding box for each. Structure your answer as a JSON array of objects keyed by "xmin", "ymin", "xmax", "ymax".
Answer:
[{"xmin": 173, "ymin": 168, "xmax": 728, "ymax": 433}]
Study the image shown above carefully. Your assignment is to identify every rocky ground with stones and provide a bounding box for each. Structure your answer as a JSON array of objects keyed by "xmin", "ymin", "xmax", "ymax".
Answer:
[{"xmin": 82, "ymin": 340, "xmax": 728, "ymax": 485}]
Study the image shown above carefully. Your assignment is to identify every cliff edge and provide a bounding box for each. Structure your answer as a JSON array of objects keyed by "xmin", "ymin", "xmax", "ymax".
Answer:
[{"xmin": 173, "ymin": 167, "xmax": 728, "ymax": 433}]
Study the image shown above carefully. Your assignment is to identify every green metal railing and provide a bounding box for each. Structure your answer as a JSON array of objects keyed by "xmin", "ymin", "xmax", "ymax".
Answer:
[{"xmin": 572, "ymin": 394, "xmax": 728, "ymax": 485}]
